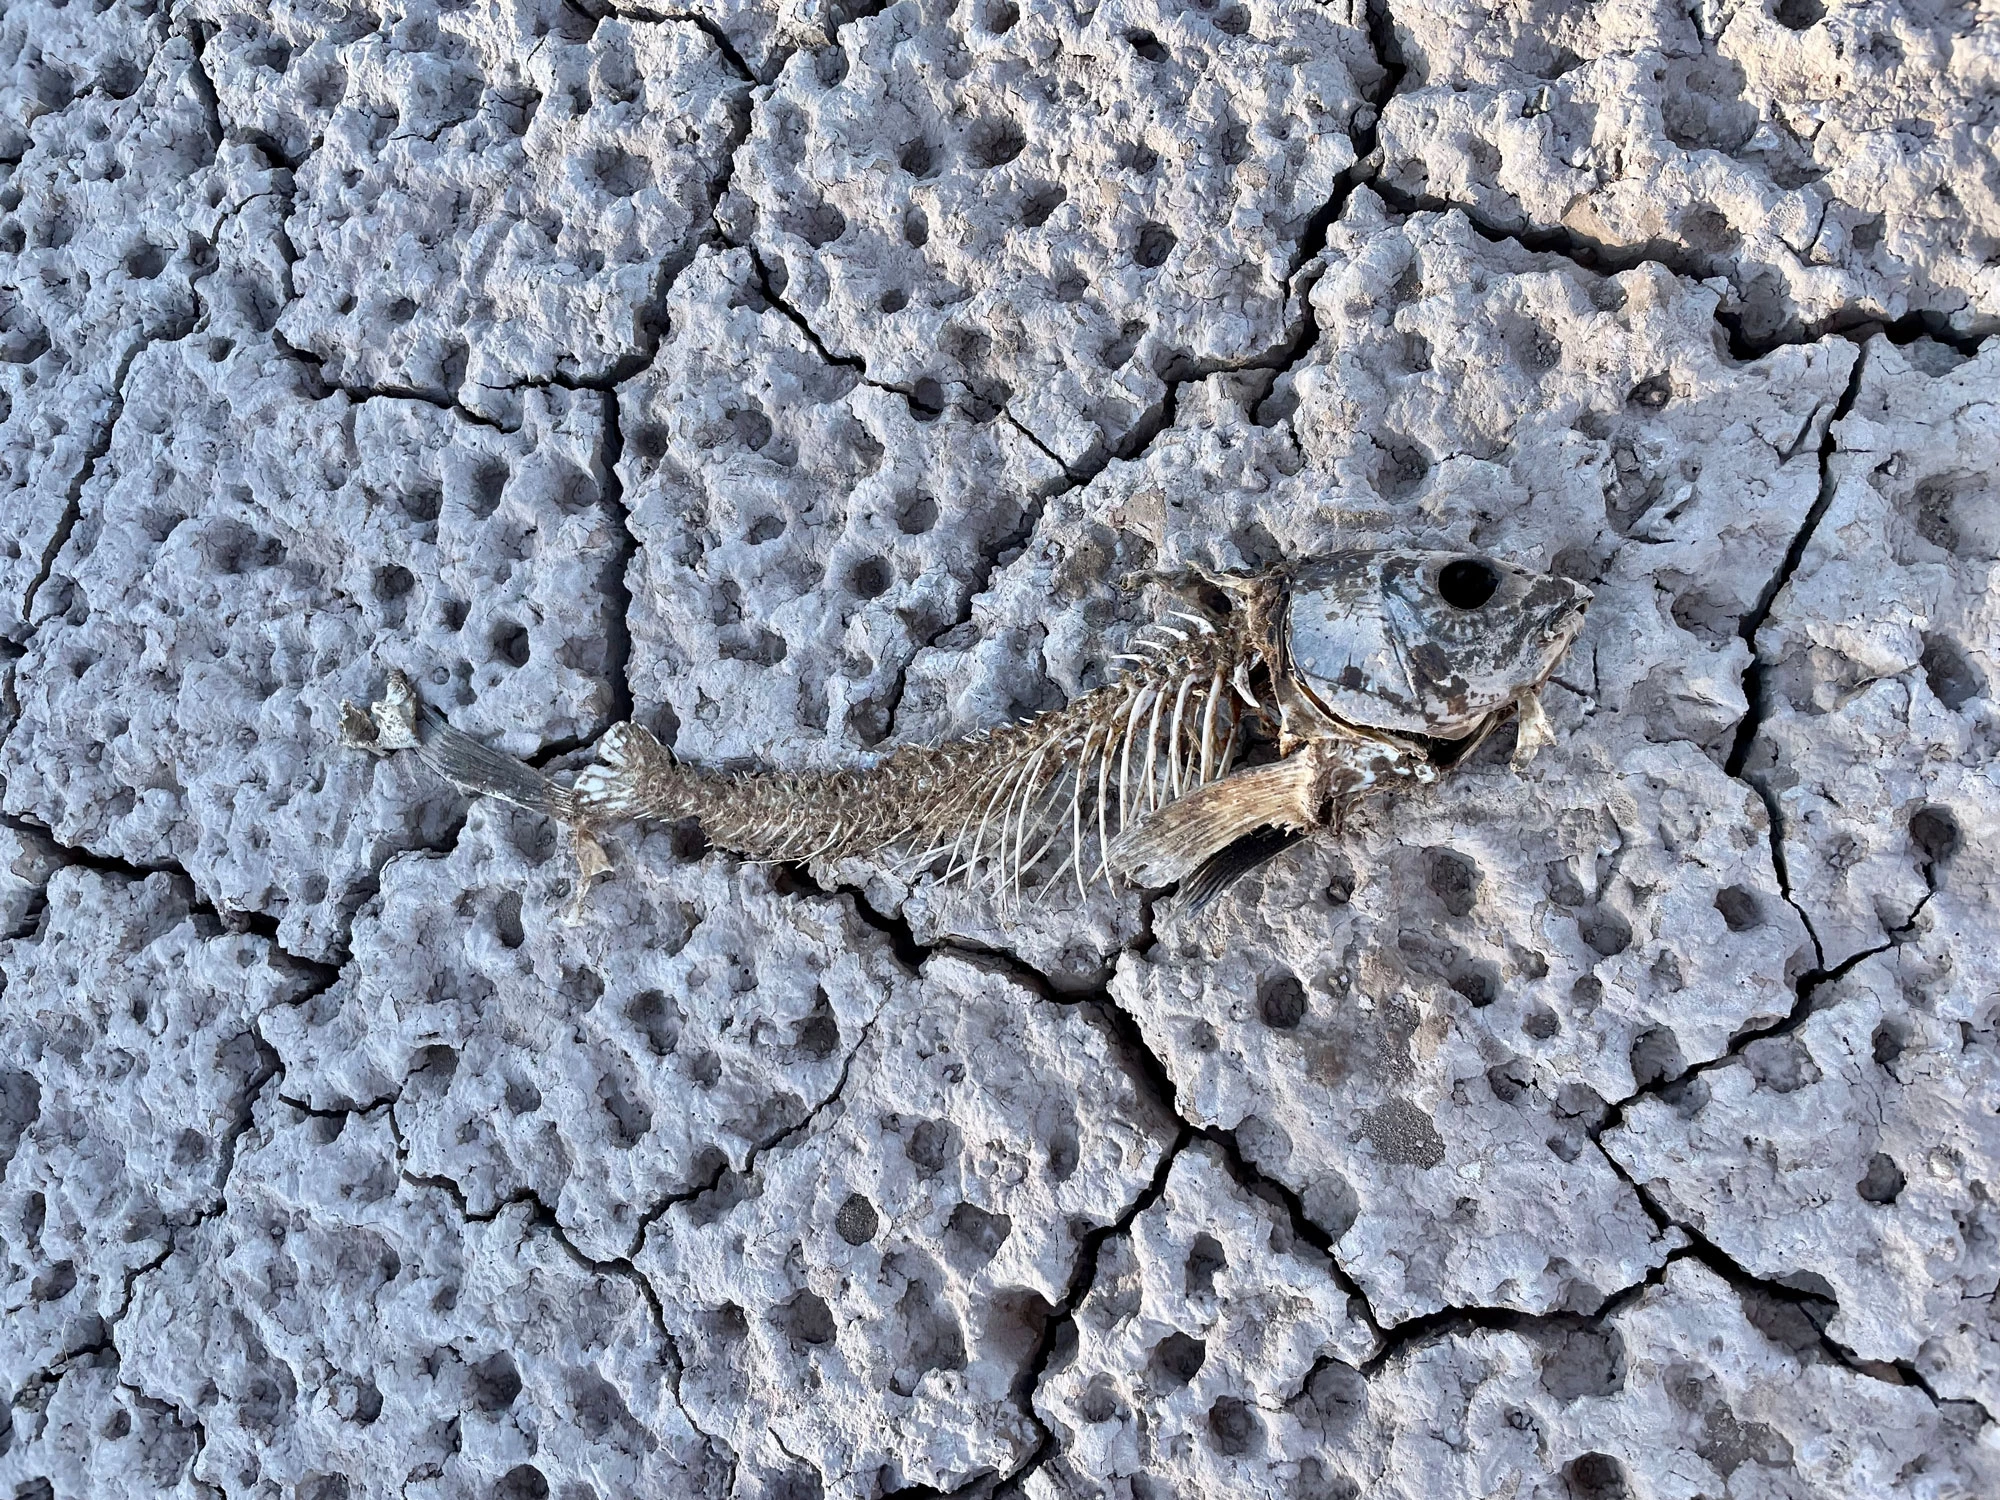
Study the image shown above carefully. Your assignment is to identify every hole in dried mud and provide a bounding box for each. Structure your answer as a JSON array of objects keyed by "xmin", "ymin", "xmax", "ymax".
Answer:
[
  {"xmin": 1629, "ymin": 1026, "xmax": 1688, "ymax": 1089},
  {"xmin": 1577, "ymin": 907, "xmax": 1632, "ymax": 957},
  {"xmin": 1489, "ymin": 1057, "xmax": 1534, "ymax": 1104},
  {"xmin": 1910, "ymin": 803, "xmax": 1962, "ymax": 869},
  {"xmin": 1101, "ymin": 321, "xmax": 1144, "ymax": 369},
  {"xmin": 124, "ymin": 242, "xmax": 167, "ymax": 279},
  {"xmin": 469, "ymin": 1351, "xmax": 522, "ymax": 1411},
  {"xmin": 1539, "ymin": 1326, "xmax": 1627, "ymax": 1402},
  {"xmin": 779, "ymin": 1289, "xmax": 836, "ymax": 1345},
  {"xmin": 31, "ymin": 1259, "xmax": 75, "ymax": 1302},
  {"xmin": 408, "ymin": 1044, "xmax": 459, "ymax": 1094},
  {"xmin": 489, "ymin": 622, "xmax": 530, "ymax": 668},
  {"xmin": 944, "ymin": 1202, "xmax": 1013, "ymax": 1267},
  {"xmin": 720, "ymin": 628, "xmax": 787, "ymax": 666},
  {"xmin": 905, "ymin": 1118, "xmax": 960, "ymax": 1176},
  {"xmin": 1151, "ymin": 1331, "xmax": 1206, "ymax": 1387},
  {"xmin": 1325, "ymin": 856, "xmax": 1357, "ymax": 905},
  {"xmin": 1857, "ymin": 1153, "xmax": 1906, "ymax": 1204},
  {"xmin": 373, "ymin": 563, "xmax": 415, "ymax": 603},
  {"xmin": 1134, "ymin": 221, "xmax": 1175, "ymax": 268},
  {"xmin": 492, "ymin": 1464, "xmax": 548, "ymax": 1500},
  {"xmin": 967, "ymin": 117, "xmax": 1027, "ymax": 168},
  {"xmin": 626, "ymin": 989, "xmax": 683, "ymax": 1057},
  {"xmin": 504, "ymin": 1076, "xmax": 542, "ymax": 1114},
  {"xmin": 1378, "ymin": 439, "xmax": 1430, "ymax": 499},
  {"xmin": 1743, "ymin": 1035, "xmax": 1821, "ymax": 1094},
  {"xmin": 1208, "ymin": 1395, "xmax": 1262, "ymax": 1456},
  {"xmin": 729, "ymin": 405, "xmax": 773, "ymax": 451},
  {"xmin": 890, "ymin": 1276, "xmax": 966, "ymax": 1395},
  {"xmin": 894, "ymin": 492, "xmax": 938, "ymax": 534},
  {"xmin": 1451, "ymin": 964, "xmax": 1499, "ymax": 1007},
  {"xmin": 1258, "ymin": 973, "xmax": 1308, "ymax": 1030},
  {"xmin": 1077, "ymin": 1372, "xmax": 1122, "ymax": 1423},
  {"xmin": 835, "ymin": 1193, "xmax": 879, "ymax": 1245},
  {"xmin": 812, "ymin": 45, "xmax": 848, "ymax": 88},
  {"xmin": 1920, "ymin": 633, "xmax": 1986, "ymax": 710},
  {"xmin": 493, "ymin": 891, "xmax": 525, "ymax": 949},
  {"xmin": 1713, "ymin": 884, "xmax": 1764, "ymax": 932},
  {"xmin": 849, "ymin": 555, "xmax": 894, "ymax": 598},
  {"xmin": 907, "ymin": 378, "xmax": 946, "ymax": 421},
  {"xmin": 1021, "ymin": 183, "xmax": 1066, "ymax": 226},
  {"xmin": 793, "ymin": 1004, "xmax": 840, "ymax": 1059},
  {"xmin": 1870, "ymin": 1018, "xmax": 1909, "ymax": 1070},
  {"xmin": 1120, "ymin": 141, "xmax": 1160, "ymax": 175},
  {"xmin": 1907, "ymin": 472, "xmax": 1999, "ymax": 558},
  {"xmin": 791, "ymin": 202, "xmax": 847, "ymax": 248},
  {"xmin": 1427, "ymin": 847, "xmax": 1481, "ymax": 914},
  {"xmin": 1564, "ymin": 1452, "xmax": 1629, "ymax": 1500},
  {"xmin": 1185, "ymin": 1232, "xmax": 1226, "ymax": 1296},
  {"xmin": 592, "ymin": 146, "xmax": 650, "ymax": 197}
]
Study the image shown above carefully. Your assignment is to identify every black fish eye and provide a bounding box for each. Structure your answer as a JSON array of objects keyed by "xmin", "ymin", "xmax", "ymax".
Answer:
[{"xmin": 1437, "ymin": 558, "xmax": 1500, "ymax": 610}]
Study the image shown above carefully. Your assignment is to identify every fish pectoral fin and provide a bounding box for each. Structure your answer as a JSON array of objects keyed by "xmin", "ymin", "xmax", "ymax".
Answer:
[
  {"xmin": 1109, "ymin": 755, "xmax": 1323, "ymax": 889},
  {"xmin": 563, "ymin": 827, "xmax": 615, "ymax": 924},
  {"xmin": 1175, "ymin": 826, "xmax": 1306, "ymax": 913}
]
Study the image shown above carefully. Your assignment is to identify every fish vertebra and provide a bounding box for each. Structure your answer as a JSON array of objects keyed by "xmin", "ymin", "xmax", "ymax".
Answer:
[{"xmin": 344, "ymin": 551, "xmax": 1590, "ymax": 907}]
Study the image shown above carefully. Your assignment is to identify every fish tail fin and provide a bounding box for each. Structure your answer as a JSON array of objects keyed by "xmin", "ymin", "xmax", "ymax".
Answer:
[{"xmin": 344, "ymin": 669, "xmax": 560, "ymax": 816}]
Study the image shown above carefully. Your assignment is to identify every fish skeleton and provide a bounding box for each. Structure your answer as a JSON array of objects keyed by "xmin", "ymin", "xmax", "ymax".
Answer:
[{"xmin": 344, "ymin": 551, "xmax": 1591, "ymax": 908}]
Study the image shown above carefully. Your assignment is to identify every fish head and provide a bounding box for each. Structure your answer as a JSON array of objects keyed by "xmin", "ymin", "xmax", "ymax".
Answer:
[{"xmin": 1285, "ymin": 551, "xmax": 1591, "ymax": 742}]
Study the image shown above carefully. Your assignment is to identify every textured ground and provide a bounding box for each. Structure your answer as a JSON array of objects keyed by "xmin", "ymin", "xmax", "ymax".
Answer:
[{"xmin": 2, "ymin": 0, "xmax": 1996, "ymax": 1496}]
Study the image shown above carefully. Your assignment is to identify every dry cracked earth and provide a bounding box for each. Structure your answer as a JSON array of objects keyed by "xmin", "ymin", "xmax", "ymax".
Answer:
[{"xmin": 1, "ymin": 0, "xmax": 1997, "ymax": 1496}]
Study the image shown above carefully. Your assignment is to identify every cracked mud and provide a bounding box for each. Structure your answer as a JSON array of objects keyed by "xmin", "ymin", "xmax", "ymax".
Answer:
[{"xmin": 2, "ymin": 1, "xmax": 1996, "ymax": 1497}]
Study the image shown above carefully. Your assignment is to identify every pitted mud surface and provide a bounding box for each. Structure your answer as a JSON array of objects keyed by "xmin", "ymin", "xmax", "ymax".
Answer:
[{"xmin": 2, "ymin": 2, "xmax": 1994, "ymax": 1496}]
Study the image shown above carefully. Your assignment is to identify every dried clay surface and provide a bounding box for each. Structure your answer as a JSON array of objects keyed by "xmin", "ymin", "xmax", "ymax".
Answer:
[{"xmin": 0, "ymin": 1, "xmax": 1995, "ymax": 1498}]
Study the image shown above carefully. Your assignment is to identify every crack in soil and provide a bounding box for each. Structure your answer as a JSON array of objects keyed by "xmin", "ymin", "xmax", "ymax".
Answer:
[
  {"xmin": 174, "ymin": 8, "xmax": 225, "ymax": 161},
  {"xmin": 0, "ymin": 958, "xmax": 322, "ymax": 1489},
  {"xmin": 775, "ymin": 862, "xmax": 1409, "ymax": 1495},
  {"xmin": 1363, "ymin": 172, "xmax": 1993, "ymax": 362},
  {"xmin": 886, "ymin": 1130, "xmax": 1194, "ymax": 1500},
  {"xmin": 581, "ymin": 0, "xmax": 764, "ymax": 83},
  {"xmin": 378, "ymin": 1098, "xmax": 735, "ymax": 1465},
  {"xmin": 0, "ymin": 808, "xmax": 344, "ymax": 973},
  {"xmin": 1596, "ymin": 1144, "xmax": 1970, "ymax": 1415},
  {"xmin": 622, "ymin": 1004, "xmax": 884, "ymax": 1263},
  {"xmin": 17, "ymin": 328, "xmax": 169, "ymax": 633},
  {"xmin": 1714, "ymin": 343, "xmax": 1871, "ymax": 979},
  {"xmin": 591, "ymin": 391, "xmax": 640, "ymax": 736}
]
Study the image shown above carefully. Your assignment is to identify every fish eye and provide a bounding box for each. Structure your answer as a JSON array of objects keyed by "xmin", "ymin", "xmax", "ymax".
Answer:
[{"xmin": 1436, "ymin": 558, "xmax": 1500, "ymax": 610}]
